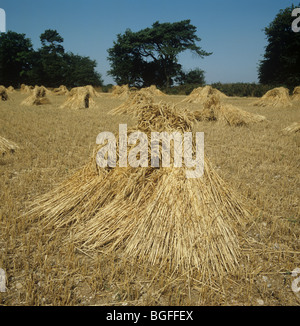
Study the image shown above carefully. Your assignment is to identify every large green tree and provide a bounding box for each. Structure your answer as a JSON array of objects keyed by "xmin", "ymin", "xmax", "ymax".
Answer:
[
  {"xmin": 35, "ymin": 29, "xmax": 67, "ymax": 87},
  {"xmin": 107, "ymin": 20, "xmax": 211, "ymax": 88},
  {"xmin": 258, "ymin": 3, "xmax": 300, "ymax": 87},
  {"xmin": 0, "ymin": 31, "xmax": 34, "ymax": 86},
  {"xmin": 63, "ymin": 53, "xmax": 103, "ymax": 87},
  {"xmin": 28, "ymin": 29, "xmax": 103, "ymax": 87}
]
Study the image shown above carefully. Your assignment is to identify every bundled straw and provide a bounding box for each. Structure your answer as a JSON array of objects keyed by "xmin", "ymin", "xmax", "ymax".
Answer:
[
  {"xmin": 139, "ymin": 85, "xmax": 166, "ymax": 97},
  {"xmin": 52, "ymin": 85, "xmax": 69, "ymax": 96},
  {"xmin": 108, "ymin": 92, "xmax": 153, "ymax": 116},
  {"xmin": 254, "ymin": 87, "xmax": 292, "ymax": 108},
  {"xmin": 192, "ymin": 95, "xmax": 266, "ymax": 126},
  {"xmin": 282, "ymin": 122, "xmax": 300, "ymax": 134},
  {"xmin": 182, "ymin": 85, "xmax": 227, "ymax": 103},
  {"xmin": 60, "ymin": 86, "xmax": 97, "ymax": 110},
  {"xmin": 26, "ymin": 99, "xmax": 251, "ymax": 280},
  {"xmin": 292, "ymin": 86, "xmax": 300, "ymax": 102},
  {"xmin": 0, "ymin": 86, "xmax": 8, "ymax": 101},
  {"xmin": 7, "ymin": 86, "xmax": 15, "ymax": 93},
  {"xmin": 0, "ymin": 136, "xmax": 19, "ymax": 155},
  {"xmin": 20, "ymin": 84, "xmax": 34, "ymax": 94},
  {"xmin": 21, "ymin": 86, "xmax": 51, "ymax": 106},
  {"xmin": 111, "ymin": 84, "xmax": 131, "ymax": 99},
  {"xmin": 85, "ymin": 85, "xmax": 100, "ymax": 98},
  {"xmin": 137, "ymin": 101, "xmax": 194, "ymax": 133}
]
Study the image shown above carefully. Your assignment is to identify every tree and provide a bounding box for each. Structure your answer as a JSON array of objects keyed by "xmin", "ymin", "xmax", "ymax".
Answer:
[
  {"xmin": 36, "ymin": 29, "xmax": 66, "ymax": 87},
  {"xmin": 31, "ymin": 29, "xmax": 103, "ymax": 87},
  {"xmin": 176, "ymin": 68, "xmax": 206, "ymax": 86},
  {"xmin": 0, "ymin": 29, "xmax": 103, "ymax": 87},
  {"xmin": 40, "ymin": 29, "xmax": 64, "ymax": 55},
  {"xmin": 0, "ymin": 31, "xmax": 34, "ymax": 86},
  {"xmin": 258, "ymin": 3, "xmax": 300, "ymax": 87},
  {"xmin": 107, "ymin": 20, "xmax": 211, "ymax": 88},
  {"xmin": 63, "ymin": 53, "xmax": 103, "ymax": 87}
]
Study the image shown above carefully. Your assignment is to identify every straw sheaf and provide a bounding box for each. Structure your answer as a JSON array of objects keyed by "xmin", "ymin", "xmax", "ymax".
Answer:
[
  {"xmin": 136, "ymin": 101, "xmax": 194, "ymax": 133},
  {"xmin": 60, "ymin": 86, "xmax": 97, "ymax": 110},
  {"xmin": 254, "ymin": 87, "xmax": 292, "ymax": 108},
  {"xmin": 182, "ymin": 85, "xmax": 227, "ymax": 104},
  {"xmin": 85, "ymin": 85, "xmax": 100, "ymax": 97},
  {"xmin": 108, "ymin": 92, "xmax": 154, "ymax": 116},
  {"xmin": 21, "ymin": 86, "xmax": 51, "ymax": 106},
  {"xmin": 192, "ymin": 95, "xmax": 267, "ymax": 126},
  {"xmin": 27, "ymin": 100, "xmax": 251, "ymax": 278},
  {"xmin": 7, "ymin": 86, "xmax": 15, "ymax": 93},
  {"xmin": 111, "ymin": 85, "xmax": 131, "ymax": 99},
  {"xmin": 0, "ymin": 86, "xmax": 9, "ymax": 101},
  {"xmin": 73, "ymin": 162, "xmax": 248, "ymax": 275},
  {"xmin": 0, "ymin": 136, "xmax": 19, "ymax": 155},
  {"xmin": 292, "ymin": 86, "xmax": 300, "ymax": 102},
  {"xmin": 52, "ymin": 85, "xmax": 69, "ymax": 96},
  {"xmin": 138, "ymin": 85, "xmax": 166, "ymax": 97},
  {"xmin": 20, "ymin": 84, "xmax": 34, "ymax": 94}
]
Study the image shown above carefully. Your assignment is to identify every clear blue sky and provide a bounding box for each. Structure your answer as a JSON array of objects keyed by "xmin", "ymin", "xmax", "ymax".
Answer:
[{"xmin": 1, "ymin": 0, "xmax": 299, "ymax": 85}]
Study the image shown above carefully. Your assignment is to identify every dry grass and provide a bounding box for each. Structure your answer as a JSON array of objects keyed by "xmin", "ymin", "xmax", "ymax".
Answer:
[
  {"xmin": 254, "ymin": 87, "xmax": 292, "ymax": 108},
  {"xmin": 0, "ymin": 90, "xmax": 299, "ymax": 306},
  {"xmin": 282, "ymin": 121, "xmax": 300, "ymax": 134},
  {"xmin": 0, "ymin": 136, "xmax": 19, "ymax": 155}
]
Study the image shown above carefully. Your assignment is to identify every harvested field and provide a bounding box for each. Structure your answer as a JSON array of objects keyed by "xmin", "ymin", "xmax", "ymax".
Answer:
[
  {"xmin": 0, "ymin": 136, "xmax": 19, "ymax": 155},
  {"xmin": 0, "ymin": 89, "xmax": 299, "ymax": 306},
  {"xmin": 282, "ymin": 121, "xmax": 300, "ymax": 134}
]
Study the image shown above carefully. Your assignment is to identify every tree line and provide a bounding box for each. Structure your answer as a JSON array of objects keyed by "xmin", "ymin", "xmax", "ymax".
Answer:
[
  {"xmin": 0, "ymin": 3, "xmax": 299, "ymax": 91},
  {"xmin": 0, "ymin": 29, "xmax": 103, "ymax": 88}
]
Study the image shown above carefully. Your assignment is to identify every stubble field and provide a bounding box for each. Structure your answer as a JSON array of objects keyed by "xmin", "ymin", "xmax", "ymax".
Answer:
[{"xmin": 0, "ymin": 89, "xmax": 299, "ymax": 306}]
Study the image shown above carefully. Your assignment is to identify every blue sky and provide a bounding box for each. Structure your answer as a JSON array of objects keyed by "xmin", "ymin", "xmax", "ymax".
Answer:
[{"xmin": 0, "ymin": 0, "xmax": 299, "ymax": 84}]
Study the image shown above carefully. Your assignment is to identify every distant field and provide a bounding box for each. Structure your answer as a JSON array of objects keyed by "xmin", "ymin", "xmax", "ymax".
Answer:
[{"xmin": 0, "ymin": 90, "xmax": 299, "ymax": 306}]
